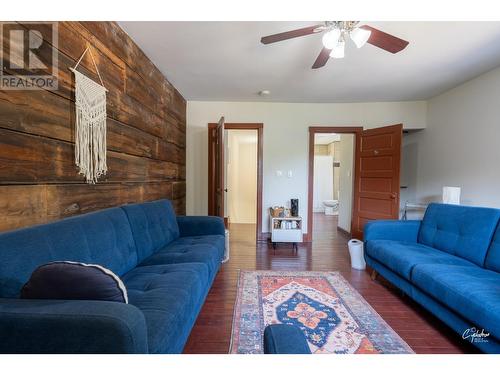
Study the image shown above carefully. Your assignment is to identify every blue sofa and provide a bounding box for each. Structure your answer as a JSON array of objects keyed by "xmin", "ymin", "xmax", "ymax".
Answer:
[
  {"xmin": 0, "ymin": 199, "xmax": 225, "ymax": 353},
  {"xmin": 364, "ymin": 203, "xmax": 500, "ymax": 353}
]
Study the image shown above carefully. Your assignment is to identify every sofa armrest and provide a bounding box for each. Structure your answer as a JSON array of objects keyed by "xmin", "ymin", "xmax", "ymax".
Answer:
[
  {"xmin": 176, "ymin": 216, "xmax": 225, "ymax": 237},
  {"xmin": 364, "ymin": 220, "xmax": 421, "ymax": 243},
  {"xmin": 264, "ymin": 324, "xmax": 311, "ymax": 354},
  {"xmin": 0, "ymin": 299, "xmax": 148, "ymax": 353}
]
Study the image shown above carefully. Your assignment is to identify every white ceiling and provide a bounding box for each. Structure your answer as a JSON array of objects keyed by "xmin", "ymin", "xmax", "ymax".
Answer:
[{"xmin": 119, "ymin": 21, "xmax": 500, "ymax": 103}]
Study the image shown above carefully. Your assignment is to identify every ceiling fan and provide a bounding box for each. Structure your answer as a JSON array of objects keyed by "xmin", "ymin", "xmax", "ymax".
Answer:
[{"xmin": 260, "ymin": 21, "xmax": 409, "ymax": 69}]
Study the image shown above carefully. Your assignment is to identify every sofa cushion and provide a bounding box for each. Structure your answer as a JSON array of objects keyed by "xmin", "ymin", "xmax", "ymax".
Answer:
[
  {"xmin": 485, "ymin": 223, "xmax": 500, "ymax": 273},
  {"xmin": 0, "ymin": 207, "xmax": 138, "ymax": 298},
  {"xmin": 418, "ymin": 203, "xmax": 500, "ymax": 266},
  {"xmin": 176, "ymin": 216, "xmax": 226, "ymax": 237},
  {"xmin": 21, "ymin": 261, "xmax": 128, "ymax": 303},
  {"xmin": 365, "ymin": 240, "xmax": 475, "ymax": 280},
  {"xmin": 412, "ymin": 264, "xmax": 500, "ymax": 340},
  {"xmin": 122, "ymin": 200, "xmax": 180, "ymax": 263},
  {"xmin": 123, "ymin": 263, "xmax": 209, "ymax": 353},
  {"xmin": 139, "ymin": 235, "xmax": 224, "ymax": 278}
]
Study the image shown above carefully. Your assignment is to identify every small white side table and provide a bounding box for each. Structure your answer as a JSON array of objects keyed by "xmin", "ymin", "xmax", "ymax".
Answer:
[{"xmin": 270, "ymin": 216, "xmax": 303, "ymax": 253}]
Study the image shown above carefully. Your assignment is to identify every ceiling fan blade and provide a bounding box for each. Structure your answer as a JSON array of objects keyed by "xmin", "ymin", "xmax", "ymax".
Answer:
[
  {"xmin": 261, "ymin": 24, "xmax": 323, "ymax": 44},
  {"xmin": 360, "ymin": 25, "xmax": 409, "ymax": 54},
  {"xmin": 312, "ymin": 47, "xmax": 331, "ymax": 69}
]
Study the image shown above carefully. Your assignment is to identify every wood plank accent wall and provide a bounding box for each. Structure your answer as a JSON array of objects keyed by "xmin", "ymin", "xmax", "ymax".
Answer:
[{"xmin": 0, "ymin": 22, "xmax": 186, "ymax": 232}]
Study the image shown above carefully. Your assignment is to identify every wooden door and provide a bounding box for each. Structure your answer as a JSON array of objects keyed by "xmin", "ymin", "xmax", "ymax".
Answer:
[
  {"xmin": 214, "ymin": 117, "xmax": 225, "ymax": 218},
  {"xmin": 352, "ymin": 124, "xmax": 402, "ymax": 239}
]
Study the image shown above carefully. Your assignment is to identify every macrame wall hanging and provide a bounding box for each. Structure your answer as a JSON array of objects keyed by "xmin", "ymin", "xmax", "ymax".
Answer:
[{"xmin": 69, "ymin": 46, "xmax": 108, "ymax": 184}]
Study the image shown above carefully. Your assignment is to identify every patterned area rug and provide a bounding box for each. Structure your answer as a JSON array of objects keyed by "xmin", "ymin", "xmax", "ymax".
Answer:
[{"xmin": 230, "ymin": 270, "xmax": 413, "ymax": 354}]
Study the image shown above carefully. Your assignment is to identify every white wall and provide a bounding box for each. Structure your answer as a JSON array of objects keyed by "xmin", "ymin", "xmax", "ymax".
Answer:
[
  {"xmin": 337, "ymin": 134, "xmax": 355, "ymax": 232},
  {"xmin": 227, "ymin": 130, "xmax": 258, "ymax": 223},
  {"xmin": 187, "ymin": 100, "xmax": 427, "ymax": 234},
  {"xmin": 313, "ymin": 155, "xmax": 334, "ymax": 212},
  {"xmin": 409, "ymin": 66, "xmax": 500, "ymax": 208}
]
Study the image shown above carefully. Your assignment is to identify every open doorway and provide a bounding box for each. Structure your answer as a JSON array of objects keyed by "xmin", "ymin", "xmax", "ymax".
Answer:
[
  {"xmin": 226, "ymin": 129, "xmax": 258, "ymax": 228},
  {"xmin": 308, "ymin": 125, "xmax": 403, "ymax": 241},
  {"xmin": 208, "ymin": 123, "xmax": 263, "ymax": 240},
  {"xmin": 310, "ymin": 131, "xmax": 358, "ymax": 241},
  {"xmin": 307, "ymin": 127, "xmax": 362, "ymax": 242}
]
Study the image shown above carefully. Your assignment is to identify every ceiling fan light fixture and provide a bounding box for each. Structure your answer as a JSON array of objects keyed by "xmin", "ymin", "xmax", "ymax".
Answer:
[
  {"xmin": 350, "ymin": 27, "xmax": 371, "ymax": 48},
  {"xmin": 321, "ymin": 28, "xmax": 341, "ymax": 49},
  {"xmin": 330, "ymin": 39, "xmax": 345, "ymax": 59},
  {"xmin": 259, "ymin": 22, "xmax": 409, "ymax": 69}
]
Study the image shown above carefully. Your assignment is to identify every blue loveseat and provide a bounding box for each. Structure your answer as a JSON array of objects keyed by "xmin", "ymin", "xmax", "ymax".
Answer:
[
  {"xmin": 0, "ymin": 199, "xmax": 225, "ymax": 353},
  {"xmin": 364, "ymin": 203, "xmax": 500, "ymax": 353}
]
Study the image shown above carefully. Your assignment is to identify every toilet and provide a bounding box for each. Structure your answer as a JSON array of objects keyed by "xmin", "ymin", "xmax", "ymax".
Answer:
[{"xmin": 323, "ymin": 200, "xmax": 339, "ymax": 215}]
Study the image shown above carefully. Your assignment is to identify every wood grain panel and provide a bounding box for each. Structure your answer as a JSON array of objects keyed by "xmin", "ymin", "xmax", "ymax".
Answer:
[
  {"xmin": 1, "ymin": 28, "xmax": 123, "ymax": 112},
  {"xmin": 361, "ymin": 156, "xmax": 393, "ymax": 171},
  {"xmin": 0, "ymin": 90, "xmax": 183, "ymax": 162},
  {"xmin": 359, "ymin": 197, "xmax": 393, "ymax": 215},
  {"xmin": 360, "ymin": 177, "xmax": 393, "ymax": 193},
  {"xmin": 0, "ymin": 182, "xmax": 183, "ymax": 230},
  {"xmin": 0, "ymin": 185, "xmax": 48, "ymax": 230},
  {"xmin": 0, "ymin": 22, "xmax": 186, "ymax": 232},
  {"xmin": 0, "ymin": 129, "xmax": 180, "ymax": 184},
  {"xmin": 361, "ymin": 133, "xmax": 394, "ymax": 151},
  {"xmin": 45, "ymin": 182, "xmax": 176, "ymax": 218}
]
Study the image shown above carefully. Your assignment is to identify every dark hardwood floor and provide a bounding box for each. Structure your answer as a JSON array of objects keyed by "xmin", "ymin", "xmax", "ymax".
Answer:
[{"xmin": 183, "ymin": 213, "xmax": 478, "ymax": 354}]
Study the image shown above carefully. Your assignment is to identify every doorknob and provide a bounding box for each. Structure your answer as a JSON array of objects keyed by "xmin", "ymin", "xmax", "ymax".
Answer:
[{"xmin": 390, "ymin": 193, "xmax": 397, "ymax": 199}]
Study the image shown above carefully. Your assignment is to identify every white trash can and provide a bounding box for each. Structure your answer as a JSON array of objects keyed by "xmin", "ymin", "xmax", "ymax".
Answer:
[
  {"xmin": 348, "ymin": 239, "xmax": 366, "ymax": 270},
  {"xmin": 222, "ymin": 229, "xmax": 230, "ymax": 263}
]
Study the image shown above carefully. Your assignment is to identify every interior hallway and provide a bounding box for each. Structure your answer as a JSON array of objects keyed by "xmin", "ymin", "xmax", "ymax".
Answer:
[
  {"xmin": 313, "ymin": 213, "xmax": 342, "ymax": 241},
  {"xmin": 183, "ymin": 215, "xmax": 477, "ymax": 354}
]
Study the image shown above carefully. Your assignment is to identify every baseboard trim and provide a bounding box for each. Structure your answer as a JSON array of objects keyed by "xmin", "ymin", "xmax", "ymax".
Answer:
[
  {"xmin": 336, "ymin": 226, "xmax": 351, "ymax": 238},
  {"xmin": 257, "ymin": 232, "xmax": 269, "ymax": 242}
]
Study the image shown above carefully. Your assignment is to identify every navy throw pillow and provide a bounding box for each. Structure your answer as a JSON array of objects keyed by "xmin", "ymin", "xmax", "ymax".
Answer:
[{"xmin": 21, "ymin": 261, "xmax": 128, "ymax": 303}]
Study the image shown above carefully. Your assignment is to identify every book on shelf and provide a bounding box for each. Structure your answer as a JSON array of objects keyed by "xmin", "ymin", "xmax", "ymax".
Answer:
[{"xmin": 273, "ymin": 219, "xmax": 301, "ymax": 230}]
